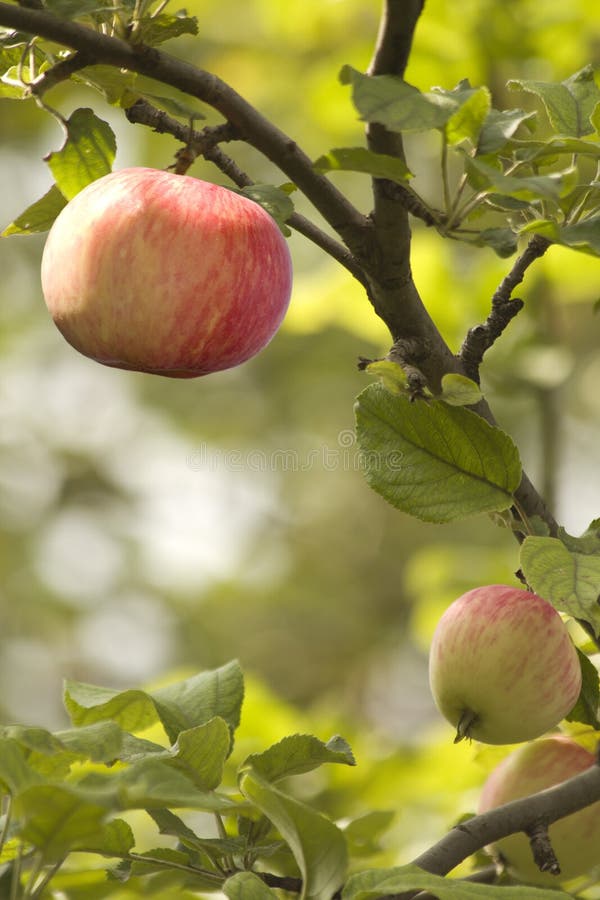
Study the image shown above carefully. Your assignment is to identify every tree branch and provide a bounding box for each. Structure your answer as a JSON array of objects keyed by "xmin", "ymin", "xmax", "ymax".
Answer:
[
  {"xmin": 410, "ymin": 758, "xmax": 600, "ymax": 879},
  {"xmin": 459, "ymin": 234, "xmax": 551, "ymax": 381},
  {"xmin": 0, "ymin": 1, "xmax": 372, "ymax": 257},
  {"xmin": 124, "ymin": 98, "xmax": 368, "ymax": 284}
]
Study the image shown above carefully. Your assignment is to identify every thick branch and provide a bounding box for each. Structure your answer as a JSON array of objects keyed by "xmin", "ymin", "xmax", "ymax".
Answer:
[{"xmin": 0, "ymin": 1, "xmax": 372, "ymax": 256}]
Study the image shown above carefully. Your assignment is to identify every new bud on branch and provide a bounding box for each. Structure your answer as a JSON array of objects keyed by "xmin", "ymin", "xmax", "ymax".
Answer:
[
  {"xmin": 428, "ymin": 585, "xmax": 581, "ymax": 744},
  {"xmin": 41, "ymin": 167, "xmax": 293, "ymax": 377}
]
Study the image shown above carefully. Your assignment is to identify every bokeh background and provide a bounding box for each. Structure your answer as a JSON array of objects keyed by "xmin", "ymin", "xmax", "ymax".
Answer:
[{"xmin": 1, "ymin": 0, "xmax": 600, "ymax": 868}]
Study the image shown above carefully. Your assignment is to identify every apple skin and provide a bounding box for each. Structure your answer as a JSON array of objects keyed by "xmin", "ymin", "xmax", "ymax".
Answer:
[
  {"xmin": 40, "ymin": 167, "xmax": 293, "ymax": 377},
  {"xmin": 428, "ymin": 585, "xmax": 581, "ymax": 744},
  {"xmin": 478, "ymin": 735, "xmax": 600, "ymax": 885}
]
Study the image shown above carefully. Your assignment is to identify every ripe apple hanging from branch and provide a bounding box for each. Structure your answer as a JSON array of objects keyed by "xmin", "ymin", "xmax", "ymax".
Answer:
[{"xmin": 41, "ymin": 167, "xmax": 293, "ymax": 377}]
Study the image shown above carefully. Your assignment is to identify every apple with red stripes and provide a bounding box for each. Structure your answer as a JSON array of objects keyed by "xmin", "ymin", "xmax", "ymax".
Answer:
[{"xmin": 41, "ymin": 167, "xmax": 293, "ymax": 377}]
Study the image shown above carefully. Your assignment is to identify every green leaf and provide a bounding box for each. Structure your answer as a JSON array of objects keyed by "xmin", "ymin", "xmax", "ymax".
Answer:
[
  {"xmin": 149, "ymin": 808, "xmax": 244, "ymax": 860},
  {"xmin": 465, "ymin": 156, "xmax": 564, "ymax": 200},
  {"xmin": 444, "ymin": 86, "xmax": 491, "ymax": 145},
  {"xmin": 339, "ymin": 65, "xmax": 458, "ymax": 133},
  {"xmin": 137, "ymin": 13, "xmax": 198, "ymax": 45},
  {"xmin": 362, "ymin": 359, "xmax": 409, "ymax": 396},
  {"xmin": 0, "ymin": 739, "xmax": 43, "ymax": 794},
  {"xmin": 512, "ymin": 135, "xmax": 600, "ymax": 163},
  {"xmin": 520, "ymin": 535, "xmax": 600, "ymax": 631},
  {"xmin": 107, "ymin": 757, "xmax": 239, "ymax": 811},
  {"xmin": 240, "ymin": 770, "xmax": 347, "ymax": 900},
  {"xmin": 532, "ymin": 214, "xmax": 600, "ymax": 257},
  {"xmin": 135, "ymin": 80, "xmax": 207, "ymax": 121},
  {"xmin": 168, "ymin": 717, "xmax": 230, "ymax": 790},
  {"xmin": 354, "ymin": 384, "xmax": 521, "ymax": 523},
  {"xmin": 343, "ymin": 864, "xmax": 572, "ymax": 900},
  {"xmin": 76, "ymin": 817, "xmax": 136, "ymax": 856},
  {"xmin": 75, "ymin": 64, "xmax": 140, "ymax": 108},
  {"xmin": 566, "ymin": 649, "xmax": 600, "ymax": 729},
  {"xmin": 509, "ymin": 65, "xmax": 600, "ymax": 137},
  {"xmin": 475, "ymin": 226, "xmax": 518, "ymax": 258},
  {"xmin": 14, "ymin": 785, "xmax": 109, "ymax": 861},
  {"xmin": 439, "ymin": 374, "xmax": 482, "ymax": 407},
  {"xmin": 224, "ymin": 871, "xmax": 280, "ymax": 900},
  {"xmin": 342, "ymin": 811, "xmax": 395, "ymax": 857},
  {"xmin": 2, "ymin": 184, "xmax": 67, "ymax": 236},
  {"xmin": 242, "ymin": 734, "xmax": 355, "ymax": 783},
  {"xmin": 314, "ymin": 147, "xmax": 412, "ymax": 183},
  {"xmin": 64, "ymin": 660, "xmax": 244, "ymax": 747},
  {"xmin": 45, "ymin": 107, "xmax": 116, "ymax": 200},
  {"xmin": 238, "ymin": 184, "xmax": 294, "ymax": 236},
  {"xmin": 477, "ymin": 108, "xmax": 537, "ymax": 155},
  {"xmin": 56, "ymin": 719, "xmax": 164, "ymax": 763}
]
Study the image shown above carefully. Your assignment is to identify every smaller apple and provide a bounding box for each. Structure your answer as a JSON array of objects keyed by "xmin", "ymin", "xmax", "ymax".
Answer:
[
  {"xmin": 478, "ymin": 735, "xmax": 600, "ymax": 885},
  {"xmin": 428, "ymin": 585, "xmax": 581, "ymax": 744}
]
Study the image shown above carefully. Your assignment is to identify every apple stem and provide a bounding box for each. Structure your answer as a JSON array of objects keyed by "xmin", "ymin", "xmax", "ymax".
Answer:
[{"xmin": 454, "ymin": 709, "xmax": 478, "ymax": 743}]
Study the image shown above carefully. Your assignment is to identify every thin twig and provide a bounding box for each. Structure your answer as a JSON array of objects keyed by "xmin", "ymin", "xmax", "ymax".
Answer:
[{"xmin": 459, "ymin": 234, "xmax": 550, "ymax": 381}]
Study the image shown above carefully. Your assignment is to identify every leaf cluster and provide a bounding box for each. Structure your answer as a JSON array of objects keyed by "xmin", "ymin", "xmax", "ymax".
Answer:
[{"xmin": 315, "ymin": 65, "xmax": 600, "ymax": 257}]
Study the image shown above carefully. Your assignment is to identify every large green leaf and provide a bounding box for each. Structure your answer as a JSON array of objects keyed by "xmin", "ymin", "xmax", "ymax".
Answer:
[
  {"xmin": 2, "ymin": 184, "xmax": 67, "ymax": 236},
  {"xmin": 45, "ymin": 107, "xmax": 116, "ymax": 200},
  {"xmin": 240, "ymin": 770, "xmax": 347, "ymax": 900},
  {"xmin": 14, "ymin": 785, "xmax": 110, "ymax": 861},
  {"xmin": 443, "ymin": 85, "xmax": 491, "ymax": 145},
  {"xmin": 354, "ymin": 384, "xmax": 521, "ymax": 523},
  {"xmin": 339, "ymin": 65, "xmax": 459, "ymax": 132},
  {"xmin": 465, "ymin": 156, "xmax": 564, "ymax": 200},
  {"xmin": 521, "ymin": 214, "xmax": 600, "ymax": 257},
  {"xmin": 509, "ymin": 65, "xmax": 600, "ymax": 137},
  {"xmin": 64, "ymin": 660, "xmax": 244, "ymax": 746},
  {"xmin": 243, "ymin": 734, "xmax": 355, "ymax": 783},
  {"xmin": 477, "ymin": 108, "xmax": 537, "ymax": 155},
  {"xmin": 167, "ymin": 718, "xmax": 230, "ymax": 790},
  {"xmin": 314, "ymin": 147, "xmax": 412, "ymax": 183},
  {"xmin": 343, "ymin": 865, "xmax": 572, "ymax": 900},
  {"xmin": 520, "ymin": 535, "xmax": 600, "ymax": 632}
]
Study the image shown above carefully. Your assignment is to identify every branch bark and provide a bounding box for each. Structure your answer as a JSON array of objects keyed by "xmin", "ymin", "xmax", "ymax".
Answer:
[{"xmin": 0, "ymin": 0, "xmax": 558, "ymax": 533}]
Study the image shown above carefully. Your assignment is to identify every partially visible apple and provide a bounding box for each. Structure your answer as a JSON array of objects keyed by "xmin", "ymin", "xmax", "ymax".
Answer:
[
  {"xmin": 478, "ymin": 735, "xmax": 600, "ymax": 885},
  {"xmin": 428, "ymin": 585, "xmax": 581, "ymax": 744},
  {"xmin": 41, "ymin": 167, "xmax": 293, "ymax": 377}
]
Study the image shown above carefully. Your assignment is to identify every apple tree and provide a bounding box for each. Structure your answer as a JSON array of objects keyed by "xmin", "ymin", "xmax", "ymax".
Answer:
[{"xmin": 0, "ymin": 0, "xmax": 599, "ymax": 898}]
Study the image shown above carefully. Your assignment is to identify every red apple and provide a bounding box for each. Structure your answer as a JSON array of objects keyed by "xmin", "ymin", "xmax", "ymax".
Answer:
[
  {"xmin": 40, "ymin": 167, "xmax": 293, "ymax": 377},
  {"xmin": 428, "ymin": 585, "xmax": 581, "ymax": 744},
  {"xmin": 478, "ymin": 735, "xmax": 600, "ymax": 884}
]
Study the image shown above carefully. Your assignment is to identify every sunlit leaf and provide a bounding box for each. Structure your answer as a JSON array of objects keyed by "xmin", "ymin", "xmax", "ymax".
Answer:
[
  {"xmin": 314, "ymin": 147, "xmax": 413, "ymax": 183},
  {"xmin": 520, "ymin": 215, "xmax": 600, "ymax": 256},
  {"xmin": 238, "ymin": 184, "xmax": 294, "ymax": 236},
  {"xmin": 240, "ymin": 770, "xmax": 347, "ymax": 900},
  {"xmin": 168, "ymin": 717, "xmax": 230, "ymax": 790},
  {"xmin": 242, "ymin": 733, "xmax": 355, "ymax": 783},
  {"xmin": 509, "ymin": 65, "xmax": 600, "ymax": 137},
  {"xmin": 45, "ymin": 107, "xmax": 116, "ymax": 199},
  {"xmin": 343, "ymin": 864, "xmax": 572, "ymax": 899},
  {"xmin": 443, "ymin": 85, "xmax": 491, "ymax": 145},
  {"xmin": 354, "ymin": 384, "xmax": 521, "ymax": 523},
  {"xmin": 339, "ymin": 65, "xmax": 458, "ymax": 132},
  {"xmin": 362, "ymin": 359, "xmax": 409, "ymax": 396},
  {"xmin": 137, "ymin": 13, "xmax": 198, "ymax": 45},
  {"xmin": 64, "ymin": 661, "xmax": 244, "ymax": 747},
  {"xmin": 14, "ymin": 785, "xmax": 109, "ymax": 861},
  {"xmin": 2, "ymin": 184, "xmax": 67, "ymax": 236},
  {"xmin": 224, "ymin": 871, "xmax": 280, "ymax": 900},
  {"xmin": 520, "ymin": 535, "xmax": 600, "ymax": 631},
  {"xmin": 477, "ymin": 108, "xmax": 537, "ymax": 154},
  {"xmin": 439, "ymin": 374, "xmax": 482, "ymax": 407}
]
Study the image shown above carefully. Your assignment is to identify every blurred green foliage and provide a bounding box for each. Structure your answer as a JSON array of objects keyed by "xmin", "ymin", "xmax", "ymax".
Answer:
[{"xmin": 0, "ymin": 4, "xmax": 599, "ymax": 864}]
